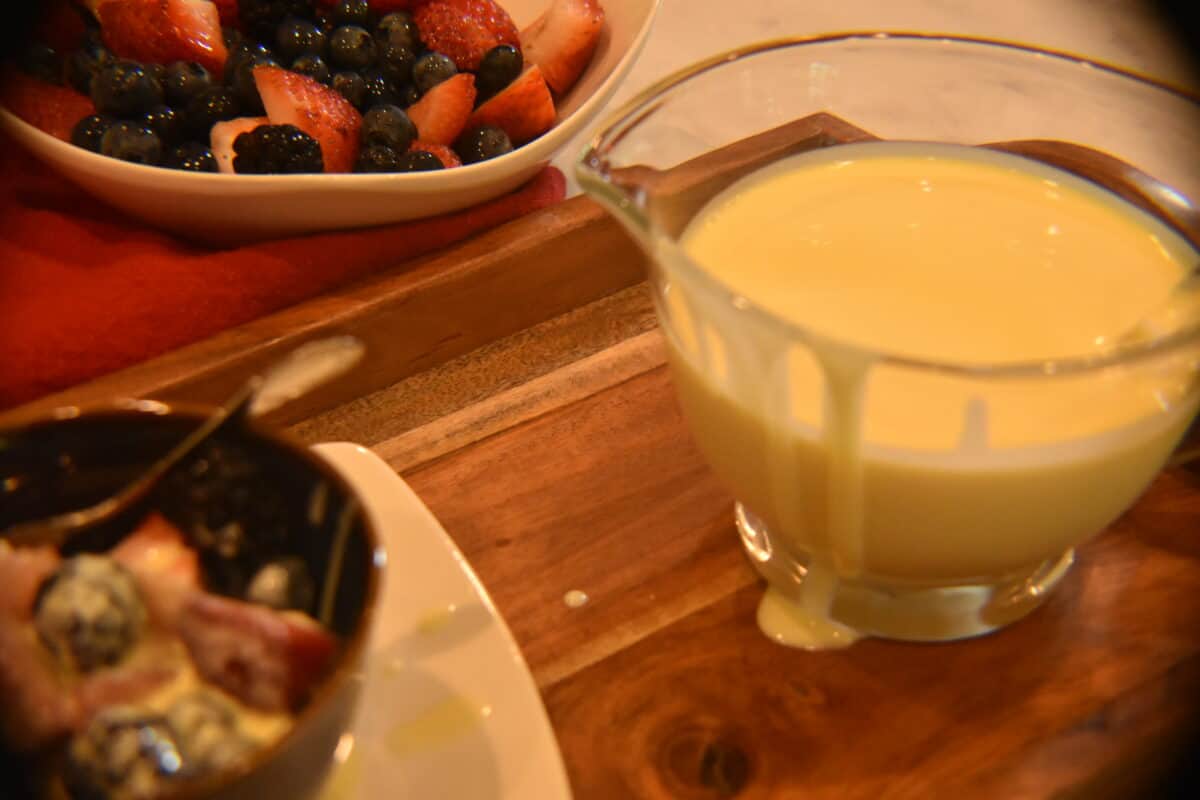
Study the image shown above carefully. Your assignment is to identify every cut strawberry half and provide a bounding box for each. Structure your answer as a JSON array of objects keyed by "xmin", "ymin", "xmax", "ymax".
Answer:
[
  {"xmin": 253, "ymin": 66, "xmax": 362, "ymax": 173},
  {"xmin": 177, "ymin": 591, "xmax": 338, "ymax": 712},
  {"xmin": 407, "ymin": 73, "xmax": 477, "ymax": 146},
  {"xmin": 410, "ymin": 140, "xmax": 462, "ymax": 168},
  {"xmin": 110, "ymin": 512, "xmax": 203, "ymax": 624},
  {"xmin": 0, "ymin": 68, "xmax": 96, "ymax": 142},
  {"xmin": 0, "ymin": 541, "xmax": 60, "ymax": 620},
  {"xmin": 520, "ymin": 0, "xmax": 605, "ymax": 96},
  {"xmin": 93, "ymin": 0, "xmax": 228, "ymax": 79},
  {"xmin": 209, "ymin": 115, "xmax": 269, "ymax": 173},
  {"xmin": 413, "ymin": 0, "xmax": 520, "ymax": 72},
  {"xmin": 466, "ymin": 65, "xmax": 556, "ymax": 145}
]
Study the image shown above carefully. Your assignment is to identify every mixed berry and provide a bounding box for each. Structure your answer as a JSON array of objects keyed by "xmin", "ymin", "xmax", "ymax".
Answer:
[{"xmin": 3, "ymin": 0, "xmax": 605, "ymax": 175}]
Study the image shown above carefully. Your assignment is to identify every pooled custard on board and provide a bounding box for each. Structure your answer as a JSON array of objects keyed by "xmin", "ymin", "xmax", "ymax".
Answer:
[{"xmin": 669, "ymin": 141, "xmax": 1199, "ymax": 648}]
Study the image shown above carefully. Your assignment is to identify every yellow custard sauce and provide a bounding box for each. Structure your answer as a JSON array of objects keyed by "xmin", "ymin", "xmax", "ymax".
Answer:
[{"xmin": 664, "ymin": 142, "xmax": 1200, "ymax": 646}]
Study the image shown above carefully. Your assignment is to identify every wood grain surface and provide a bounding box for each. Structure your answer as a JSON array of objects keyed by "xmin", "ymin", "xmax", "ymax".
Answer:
[{"xmin": 7, "ymin": 114, "xmax": 1200, "ymax": 797}]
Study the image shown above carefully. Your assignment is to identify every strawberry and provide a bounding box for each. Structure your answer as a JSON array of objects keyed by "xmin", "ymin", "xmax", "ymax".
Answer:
[
  {"xmin": 520, "ymin": 0, "xmax": 604, "ymax": 95},
  {"xmin": 253, "ymin": 66, "xmax": 362, "ymax": 173},
  {"xmin": 93, "ymin": 0, "xmax": 228, "ymax": 79},
  {"xmin": 0, "ymin": 68, "xmax": 96, "ymax": 142},
  {"xmin": 410, "ymin": 140, "xmax": 462, "ymax": 168},
  {"xmin": 209, "ymin": 115, "xmax": 269, "ymax": 173},
  {"xmin": 0, "ymin": 542, "xmax": 60, "ymax": 620},
  {"xmin": 413, "ymin": 0, "xmax": 520, "ymax": 72},
  {"xmin": 110, "ymin": 512, "xmax": 203, "ymax": 625},
  {"xmin": 407, "ymin": 73, "xmax": 477, "ymax": 146},
  {"xmin": 178, "ymin": 591, "xmax": 338, "ymax": 711},
  {"xmin": 466, "ymin": 65, "xmax": 556, "ymax": 145}
]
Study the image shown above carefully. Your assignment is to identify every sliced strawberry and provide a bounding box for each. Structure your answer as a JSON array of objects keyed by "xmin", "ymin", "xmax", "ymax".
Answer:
[
  {"xmin": 0, "ymin": 67, "xmax": 96, "ymax": 141},
  {"xmin": 413, "ymin": 0, "xmax": 520, "ymax": 72},
  {"xmin": 520, "ymin": 0, "xmax": 604, "ymax": 96},
  {"xmin": 94, "ymin": 0, "xmax": 228, "ymax": 79},
  {"xmin": 0, "ymin": 619, "xmax": 77, "ymax": 751},
  {"xmin": 110, "ymin": 512, "xmax": 204, "ymax": 624},
  {"xmin": 0, "ymin": 541, "xmax": 60, "ymax": 620},
  {"xmin": 466, "ymin": 65, "xmax": 556, "ymax": 145},
  {"xmin": 410, "ymin": 140, "xmax": 462, "ymax": 168},
  {"xmin": 209, "ymin": 115, "xmax": 269, "ymax": 174},
  {"xmin": 253, "ymin": 65, "xmax": 362, "ymax": 173},
  {"xmin": 407, "ymin": 73, "xmax": 477, "ymax": 146},
  {"xmin": 34, "ymin": 0, "xmax": 89, "ymax": 53},
  {"xmin": 177, "ymin": 591, "xmax": 338, "ymax": 712}
]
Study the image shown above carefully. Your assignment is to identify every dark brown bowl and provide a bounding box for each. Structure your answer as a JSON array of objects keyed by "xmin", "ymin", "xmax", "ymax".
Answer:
[{"xmin": 0, "ymin": 400, "xmax": 385, "ymax": 800}]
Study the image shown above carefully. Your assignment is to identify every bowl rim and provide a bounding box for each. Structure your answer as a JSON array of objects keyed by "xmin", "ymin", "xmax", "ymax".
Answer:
[
  {"xmin": 577, "ymin": 31, "xmax": 1200, "ymax": 379},
  {"xmin": 0, "ymin": 398, "xmax": 386, "ymax": 800}
]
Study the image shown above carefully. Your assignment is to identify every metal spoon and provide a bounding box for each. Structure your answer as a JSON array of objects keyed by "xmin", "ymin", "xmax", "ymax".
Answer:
[{"xmin": 3, "ymin": 336, "xmax": 365, "ymax": 550}]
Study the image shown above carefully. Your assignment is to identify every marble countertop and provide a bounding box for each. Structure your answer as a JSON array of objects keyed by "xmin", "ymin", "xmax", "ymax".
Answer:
[{"xmin": 550, "ymin": 0, "xmax": 1196, "ymax": 194}]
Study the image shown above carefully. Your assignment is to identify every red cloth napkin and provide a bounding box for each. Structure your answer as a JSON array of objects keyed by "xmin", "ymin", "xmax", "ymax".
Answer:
[{"xmin": 0, "ymin": 140, "xmax": 566, "ymax": 410}]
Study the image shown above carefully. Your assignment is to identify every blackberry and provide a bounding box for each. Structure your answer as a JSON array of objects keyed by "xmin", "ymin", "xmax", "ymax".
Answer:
[
  {"xmin": 35, "ymin": 556, "xmax": 146, "ymax": 672},
  {"xmin": 361, "ymin": 104, "xmax": 416, "ymax": 152},
  {"xmin": 71, "ymin": 114, "xmax": 114, "ymax": 153},
  {"xmin": 184, "ymin": 86, "xmax": 240, "ymax": 138},
  {"xmin": 332, "ymin": 0, "xmax": 372, "ymax": 28},
  {"xmin": 354, "ymin": 143, "xmax": 403, "ymax": 172},
  {"xmin": 100, "ymin": 122, "xmax": 163, "ymax": 165},
  {"xmin": 291, "ymin": 54, "xmax": 331, "ymax": 84},
  {"xmin": 331, "ymin": 70, "xmax": 367, "ymax": 109},
  {"xmin": 165, "ymin": 142, "xmax": 218, "ymax": 172},
  {"xmin": 275, "ymin": 16, "xmax": 326, "ymax": 62},
  {"xmin": 91, "ymin": 60, "xmax": 164, "ymax": 117},
  {"xmin": 139, "ymin": 104, "xmax": 182, "ymax": 145},
  {"xmin": 476, "ymin": 45, "xmax": 522, "ymax": 101},
  {"xmin": 376, "ymin": 11, "xmax": 421, "ymax": 52},
  {"xmin": 163, "ymin": 61, "xmax": 212, "ymax": 108},
  {"xmin": 329, "ymin": 25, "xmax": 376, "ymax": 71},
  {"xmin": 237, "ymin": 0, "xmax": 316, "ymax": 43},
  {"xmin": 395, "ymin": 150, "xmax": 444, "ymax": 172},
  {"xmin": 232, "ymin": 124, "xmax": 323, "ymax": 173},
  {"xmin": 65, "ymin": 35, "xmax": 111, "ymax": 95},
  {"xmin": 455, "ymin": 125, "xmax": 513, "ymax": 164},
  {"xmin": 412, "ymin": 52, "xmax": 456, "ymax": 94},
  {"xmin": 66, "ymin": 708, "xmax": 185, "ymax": 800}
]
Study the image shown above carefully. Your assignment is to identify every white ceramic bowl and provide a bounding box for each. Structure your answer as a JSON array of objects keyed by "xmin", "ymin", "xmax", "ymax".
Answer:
[{"xmin": 0, "ymin": 0, "xmax": 659, "ymax": 243}]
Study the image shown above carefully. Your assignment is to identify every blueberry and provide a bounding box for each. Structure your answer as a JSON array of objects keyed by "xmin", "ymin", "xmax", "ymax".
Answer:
[
  {"xmin": 139, "ymin": 104, "xmax": 182, "ymax": 145},
  {"xmin": 275, "ymin": 16, "xmax": 326, "ymax": 62},
  {"xmin": 239, "ymin": 0, "xmax": 317, "ymax": 43},
  {"xmin": 376, "ymin": 11, "xmax": 420, "ymax": 51},
  {"xmin": 290, "ymin": 54, "xmax": 331, "ymax": 84},
  {"xmin": 328, "ymin": 25, "xmax": 376, "ymax": 71},
  {"xmin": 225, "ymin": 41, "xmax": 274, "ymax": 82},
  {"xmin": 164, "ymin": 142, "xmax": 218, "ymax": 172},
  {"xmin": 454, "ymin": 125, "xmax": 513, "ymax": 164},
  {"xmin": 71, "ymin": 114, "xmax": 115, "ymax": 153},
  {"xmin": 66, "ymin": 707, "xmax": 185, "ymax": 799},
  {"xmin": 164, "ymin": 61, "xmax": 212, "ymax": 108},
  {"xmin": 332, "ymin": 0, "xmax": 372, "ymax": 27},
  {"xmin": 412, "ymin": 52, "xmax": 456, "ymax": 94},
  {"xmin": 229, "ymin": 53, "xmax": 279, "ymax": 115},
  {"xmin": 91, "ymin": 60, "xmax": 164, "ymax": 117},
  {"xmin": 379, "ymin": 43, "xmax": 415, "ymax": 88},
  {"xmin": 100, "ymin": 122, "xmax": 163, "ymax": 165},
  {"xmin": 184, "ymin": 86, "xmax": 240, "ymax": 138},
  {"xmin": 361, "ymin": 104, "xmax": 416, "ymax": 152},
  {"xmin": 476, "ymin": 45, "xmax": 522, "ymax": 101},
  {"xmin": 397, "ymin": 83, "xmax": 420, "ymax": 108},
  {"xmin": 360, "ymin": 67, "xmax": 399, "ymax": 109},
  {"xmin": 146, "ymin": 63, "xmax": 167, "ymax": 84},
  {"xmin": 18, "ymin": 42, "xmax": 63, "ymax": 84},
  {"xmin": 354, "ymin": 143, "xmax": 403, "ymax": 172},
  {"xmin": 65, "ymin": 36, "xmax": 111, "ymax": 95},
  {"xmin": 396, "ymin": 150, "xmax": 444, "ymax": 172},
  {"xmin": 331, "ymin": 70, "xmax": 367, "ymax": 110}
]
